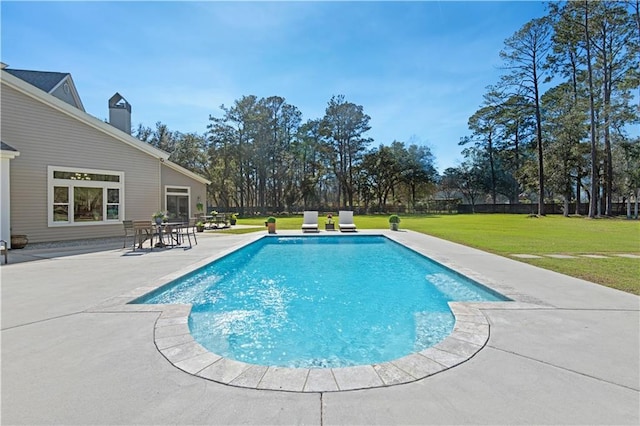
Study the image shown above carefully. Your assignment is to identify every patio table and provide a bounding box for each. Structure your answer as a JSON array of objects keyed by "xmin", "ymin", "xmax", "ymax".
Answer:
[{"xmin": 154, "ymin": 222, "xmax": 183, "ymax": 248}]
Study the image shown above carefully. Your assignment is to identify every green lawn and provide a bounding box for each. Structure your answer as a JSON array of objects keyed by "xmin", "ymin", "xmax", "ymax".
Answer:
[{"xmin": 222, "ymin": 214, "xmax": 640, "ymax": 295}]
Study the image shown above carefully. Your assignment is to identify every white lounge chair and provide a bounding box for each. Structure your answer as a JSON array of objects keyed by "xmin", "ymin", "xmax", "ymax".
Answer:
[
  {"xmin": 301, "ymin": 211, "xmax": 319, "ymax": 233},
  {"xmin": 338, "ymin": 210, "xmax": 357, "ymax": 232}
]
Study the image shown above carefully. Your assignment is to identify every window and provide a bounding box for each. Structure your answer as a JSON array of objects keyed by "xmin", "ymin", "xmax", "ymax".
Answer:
[
  {"xmin": 48, "ymin": 166, "xmax": 124, "ymax": 226},
  {"xmin": 165, "ymin": 186, "xmax": 190, "ymax": 222},
  {"xmin": 53, "ymin": 186, "xmax": 69, "ymax": 222},
  {"xmin": 107, "ymin": 189, "xmax": 120, "ymax": 220},
  {"xmin": 74, "ymin": 187, "xmax": 103, "ymax": 222}
]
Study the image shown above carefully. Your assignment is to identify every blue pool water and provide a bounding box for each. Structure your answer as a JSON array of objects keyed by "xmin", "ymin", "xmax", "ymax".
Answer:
[{"xmin": 135, "ymin": 235, "xmax": 507, "ymax": 368}]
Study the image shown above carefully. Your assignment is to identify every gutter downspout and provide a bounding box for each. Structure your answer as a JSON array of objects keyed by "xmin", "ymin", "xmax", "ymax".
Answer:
[{"xmin": 159, "ymin": 158, "xmax": 164, "ymax": 213}]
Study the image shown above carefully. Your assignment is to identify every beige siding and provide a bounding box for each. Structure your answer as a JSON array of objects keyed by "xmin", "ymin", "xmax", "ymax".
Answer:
[
  {"xmin": 50, "ymin": 80, "xmax": 81, "ymax": 110},
  {"xmin": 2, "ymin": 85, "xmax": 162, "ymax": 243},
  {"xmin": 161, "ymin": 164, "xmax": 207, "ymax": 217}
]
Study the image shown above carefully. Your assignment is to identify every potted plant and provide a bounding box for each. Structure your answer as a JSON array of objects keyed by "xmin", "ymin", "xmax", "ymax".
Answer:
[
  {"xmin": 196, "ymin": 221, "xmax": 205, "ymax": 232},
  {"xmin": 266, "ymin": 216, "xmax": 276, "ymax": 234},
  {"xmin": 388, "ymin": 214, "xmax": 401, "ymax": 231},
  {"xmin": 325, "ymin": 213, "xmax": 335, "ymax": 231},
  {"xmin": 229, "ymin": 213, "xmax": 238, "ymax": 226},
  {"xmin": 152, "ymin": 211, "xmax": 166, "ymax": 225},
  {"xmin": 10, "ymin": 234, "xmax": 28, "ymax": 249},
  {"xmin": 196, "ymin": 199, "xmax": 204, "ymax": 215}
]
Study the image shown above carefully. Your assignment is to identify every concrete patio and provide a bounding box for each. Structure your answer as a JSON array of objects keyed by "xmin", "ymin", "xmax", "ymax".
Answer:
[{"xmin": 1, "ymin": 230, "xmax": 638, "ymax": 425}]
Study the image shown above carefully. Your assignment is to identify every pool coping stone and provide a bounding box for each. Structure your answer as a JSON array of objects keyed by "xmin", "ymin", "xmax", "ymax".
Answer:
[{"xmin": 100, "ymin": 230, "xmax": 546, "ymax": 393}]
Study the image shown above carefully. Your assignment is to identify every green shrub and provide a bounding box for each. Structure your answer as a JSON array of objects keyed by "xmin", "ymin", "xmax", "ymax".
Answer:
[{"xmin": 388, "ymin": 214, "xmax": 401, "ymax": 224}]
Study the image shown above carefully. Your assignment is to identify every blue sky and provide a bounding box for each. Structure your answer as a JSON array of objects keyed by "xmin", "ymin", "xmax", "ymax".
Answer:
[{"xmin": 1, "ymin": 1, "xmax": 548, "ymax": 172}]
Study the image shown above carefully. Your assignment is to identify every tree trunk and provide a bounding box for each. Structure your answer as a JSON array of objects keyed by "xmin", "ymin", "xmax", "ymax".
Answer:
[
  {"xmin": 584, "ymin": 2, "xmax": 599, "ymax": 218},
  {"xmin": 575, "ymin": 175, "xmax": 582, "ymax": 215},
  {"xmin": 602, "ymin": 27, "xmax": 613, "ymax": 216},
  {"xmin": 534, "ymin": 80, "xmax": 545, "ymax": 216},
  {"xmin": 488, "ymin": 132, "xmax": 497, "ymax": 204}
]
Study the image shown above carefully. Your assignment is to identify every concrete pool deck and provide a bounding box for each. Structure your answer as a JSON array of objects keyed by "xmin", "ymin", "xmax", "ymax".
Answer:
[{"xmin": 1, "ymin": 230, "xmax": 638, "ymax": 424}]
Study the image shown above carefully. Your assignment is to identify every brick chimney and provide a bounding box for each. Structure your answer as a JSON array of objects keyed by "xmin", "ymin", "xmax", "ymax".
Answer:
[{"xmin": 108, "ymin": 93, "xmax": 131, "ymax": 134}]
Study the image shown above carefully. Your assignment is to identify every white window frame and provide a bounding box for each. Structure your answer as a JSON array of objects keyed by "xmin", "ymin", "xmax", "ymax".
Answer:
[
  {"xmin": 164, "ymin": 185, "xmax": 191, "ymax": 220},
  {"xmin": 47, "ymin": 166, "xmax": 125, "ymax": 226}
]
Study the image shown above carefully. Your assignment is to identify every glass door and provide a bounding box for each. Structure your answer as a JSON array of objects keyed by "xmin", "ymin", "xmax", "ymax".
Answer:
[{"xmin": 166, "ymin": 187, "xmax": 190, "ymax": 222}]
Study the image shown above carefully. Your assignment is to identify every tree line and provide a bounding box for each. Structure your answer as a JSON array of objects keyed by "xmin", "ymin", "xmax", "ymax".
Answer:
[
  {"xmin": 444, "ymin": 1, "xmax": 639, "ymax": 217},
  {"xmin": 136, "ymin": 94, "xmax": 437, "ymax": 214},
  {"xmin": 136, "ymin": 1, "xmax": 639, "ymax": 217}
]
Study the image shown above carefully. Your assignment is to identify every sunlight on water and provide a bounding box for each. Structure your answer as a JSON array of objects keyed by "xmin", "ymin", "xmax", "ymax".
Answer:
[
  {"xmin": 427, "ymin": 272, "xmax": 500, "ymax": 301},
  {"xmin": 138, "ymin": 236, "xmax": 506, "ymax": 368},
  {"xmin": 414, "ymin": 311, "xmax": 456, "ymax": 350}
]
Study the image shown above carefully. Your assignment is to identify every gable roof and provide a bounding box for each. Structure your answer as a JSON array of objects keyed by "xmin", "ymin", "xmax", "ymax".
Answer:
[
  {"xmin": 5, "ymin": 68, "xmax": 86, "ymax": 112},
  {"xmin": 1, "ymin": 141, "xmax": 19, "ymax": 152},
  {"xmin": 0, "ymin": 140, "xmax": 21, "ymax": 160},
  {"xmin": 4, "ymin": 69, "xmax": 68, "ymax": 92},
  {"xmin": 1, "ymin": 69, "xmax": 210, "ymax": 185}
]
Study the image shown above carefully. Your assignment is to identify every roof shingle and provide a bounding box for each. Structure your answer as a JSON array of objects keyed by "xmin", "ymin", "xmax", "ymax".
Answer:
[
  {"xmin": 4, "ymin": 69, "xmax": 69, "ymax": 93},
  {"xmin": 1, "ymin": 141, "xmax": 19, "ymax": 152}
]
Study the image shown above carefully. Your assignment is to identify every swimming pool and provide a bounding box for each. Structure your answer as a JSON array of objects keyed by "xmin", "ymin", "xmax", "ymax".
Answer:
[{"xmin": 135, "ymin": 235, "xmax": 508, "ymax": 369}]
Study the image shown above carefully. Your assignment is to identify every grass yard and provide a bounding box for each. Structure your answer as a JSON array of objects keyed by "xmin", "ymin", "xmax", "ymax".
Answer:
[
  {"xmin": 401, "ymin": 214, "xmax": 639, "ymax": 295},
  {"xmin": 222, "ymin": 214, "xmax": 640, "ymax": 294}
]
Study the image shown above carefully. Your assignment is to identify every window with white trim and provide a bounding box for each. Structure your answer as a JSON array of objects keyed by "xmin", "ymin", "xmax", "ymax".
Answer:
[
  {"xmin": 165, "ymin": 186, "xmax": 190, "ymax": 222},
  {"xmin": 48, "ymin": 166, "xmax": 124, "ymax": 226}
]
